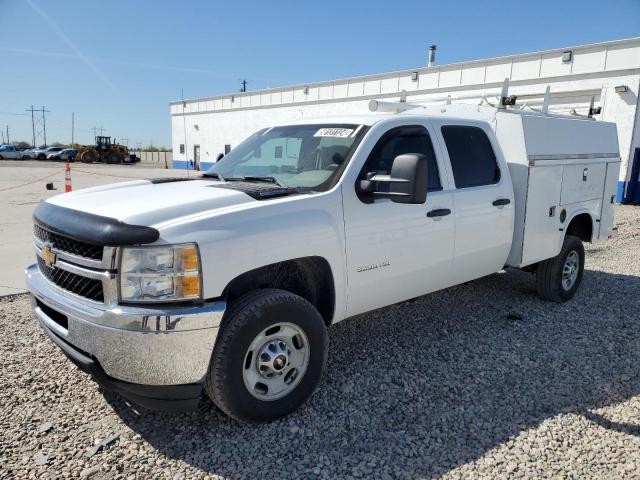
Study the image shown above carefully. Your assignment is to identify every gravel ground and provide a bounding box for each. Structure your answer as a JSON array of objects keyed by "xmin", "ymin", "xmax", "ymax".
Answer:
[{"xmin": 1, "ymin": 205, "xmax": 639, "ymax": 480}]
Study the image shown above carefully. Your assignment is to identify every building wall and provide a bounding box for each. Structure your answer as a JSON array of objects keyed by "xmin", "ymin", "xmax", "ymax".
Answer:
[{"xmin": 170, "ymin": 38, "xmax": 640, "ymax": 201}]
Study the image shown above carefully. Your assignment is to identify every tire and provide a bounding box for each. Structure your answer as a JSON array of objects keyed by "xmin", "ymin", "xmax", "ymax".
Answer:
[
  {"xmin": 80, "ymin": 150, "xmax": 96, "ymax": 163},
  {"xmin": 536, "ymin": 235, "xmax": 585, "ymax": 302},
  {"xmin": 37, "ymin": 154, "xmax": 46, "ymax": 160},
  {"xmin": 205, "ymin": 289, "xmax": 328, "ymax": 423},
  {"xmin": 0, "ymin": 155, "xmax": 4, "ymax": 160},
  {"xmin": 106, "ymin": 151, "xmax": 122, "ymax": 164}
]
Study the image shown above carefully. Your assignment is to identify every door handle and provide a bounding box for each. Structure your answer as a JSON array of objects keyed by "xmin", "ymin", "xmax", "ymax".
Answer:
[
  {"xmin": 427, "ymin": 208, "xmax": 452, "ymax": 218},
  {"xmin": 492, "ymin": 198, "xmax": 511, "ymax": 207}
]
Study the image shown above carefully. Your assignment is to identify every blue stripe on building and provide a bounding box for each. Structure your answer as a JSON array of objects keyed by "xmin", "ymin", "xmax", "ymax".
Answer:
[{"xmin": 172, "ymin": 159, "xmax": 215, "ymax": 170}]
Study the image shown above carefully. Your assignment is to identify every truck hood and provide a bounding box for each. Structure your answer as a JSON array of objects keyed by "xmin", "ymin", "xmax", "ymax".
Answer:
[{"xmin": 46, "ymin": 178, "xmax": 256, "ymax": 226}]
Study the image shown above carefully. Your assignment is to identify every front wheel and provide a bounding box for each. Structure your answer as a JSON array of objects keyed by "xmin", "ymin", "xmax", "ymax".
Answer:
[
  {"xmin": 536, "ymin": 235, "xmax": 585, "ymax": 302},
  {"xmin": 205, "ymin": 289, "xmax": 328, "ymax": 423}
]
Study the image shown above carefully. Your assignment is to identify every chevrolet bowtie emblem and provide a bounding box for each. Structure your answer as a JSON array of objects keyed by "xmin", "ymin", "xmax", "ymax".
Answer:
[{"xmin": 41, "ymin": 243, "xmax": 57, "ymax": 268}]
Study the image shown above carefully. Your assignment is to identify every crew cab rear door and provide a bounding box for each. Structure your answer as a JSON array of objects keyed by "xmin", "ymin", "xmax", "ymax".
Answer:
[
  {"xmin": 342, "ymin": 120, "xmax": 455, "ymax": 317},
  {"xmin": 432, "ymin": 121, "xmax": 514, "ymax": 285}
]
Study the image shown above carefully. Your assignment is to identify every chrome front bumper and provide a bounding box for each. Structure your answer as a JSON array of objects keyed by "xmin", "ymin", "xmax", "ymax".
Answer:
[{"xmin": 25, "ymin": 263, "xmax": 225, "ymax": 386}]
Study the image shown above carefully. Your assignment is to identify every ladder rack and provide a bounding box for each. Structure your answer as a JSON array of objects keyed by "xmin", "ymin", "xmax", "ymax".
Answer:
[{"xmin": 368, "ymin": 78, "xmax": 600, "ymax": 120}]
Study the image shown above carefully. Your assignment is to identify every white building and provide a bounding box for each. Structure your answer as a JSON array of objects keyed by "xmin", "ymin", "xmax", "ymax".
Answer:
[{"xmin": 170, "ymin": 37, "xmax": 640, "ymax": 203}]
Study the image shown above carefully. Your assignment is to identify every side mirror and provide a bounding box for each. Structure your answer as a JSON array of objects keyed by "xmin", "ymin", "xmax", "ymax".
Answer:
[{"xmin": 359, "ymin": 153, "xmax": 428, "ymax": 204}]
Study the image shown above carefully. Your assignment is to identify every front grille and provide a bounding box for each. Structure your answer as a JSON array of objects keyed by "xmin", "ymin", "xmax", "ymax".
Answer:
[
  {"xmin": 34, "ymin": 224, "xmax": 103, "ymax": 261},
  {"xmin": 37, "ymin": 256, "xmax": 104, "ymax": 302}
]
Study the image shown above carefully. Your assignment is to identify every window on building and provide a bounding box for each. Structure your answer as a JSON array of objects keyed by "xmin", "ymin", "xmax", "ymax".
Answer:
[
  {"xmin": 361, "ymin": 125, "xmax": 441, "ymax": 192},
  {"xmin": 179, "ymin": 144, "xmax": 185, "ymax": 155},
  {"xmin": 441, "ymin": 126, "xmax": 500, "ymax": 188}
]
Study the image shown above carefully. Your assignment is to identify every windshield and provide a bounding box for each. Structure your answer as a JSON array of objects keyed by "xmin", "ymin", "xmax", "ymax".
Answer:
[{"xmin": 205, "ymin": 124, "xmax": 366, "ymax": 191}]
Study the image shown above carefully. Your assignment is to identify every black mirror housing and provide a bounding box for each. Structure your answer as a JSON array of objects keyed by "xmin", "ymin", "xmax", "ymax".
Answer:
[{"xmin": 360, "ymin": 153, "xmax": 428, "ymax": 204}]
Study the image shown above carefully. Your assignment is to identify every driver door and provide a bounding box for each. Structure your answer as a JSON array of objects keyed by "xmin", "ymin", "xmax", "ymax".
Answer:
[{"xmin": 342, "ymin": 123, "xmax": 455, "ymax": 317}]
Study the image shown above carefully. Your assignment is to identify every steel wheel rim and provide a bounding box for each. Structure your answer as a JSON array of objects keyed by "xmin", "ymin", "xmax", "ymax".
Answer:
[
  {"xmin": 242, "ymin": 322, "xmax": 309, "ymax": 401},
  {"xmin": 561, "ymin": 250, "xmax": 580, "ymax": 291}
]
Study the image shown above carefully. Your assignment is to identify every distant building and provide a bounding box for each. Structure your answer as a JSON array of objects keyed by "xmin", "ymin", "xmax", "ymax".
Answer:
[{"xmin": 170, "ymin": 37, "xmax": 640, "ymax": 202}]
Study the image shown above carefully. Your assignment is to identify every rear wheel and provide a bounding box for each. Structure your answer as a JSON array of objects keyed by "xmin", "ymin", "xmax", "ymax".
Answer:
[
  {"xmin": 0, "ymin": 155, "xmax": 4, "ymax": 160},
  {"xmin": 80, "ymin": 150, "xmax": 96, "ymax": 163},
  {"xmin": 205, "ymin": 289, "xmax": 328, "ymax": 423},
  {"xmin": 37, "ymin": 153, "xmax": 46, "ymax": 160},
  {"xmin": 536, "ymin": 235, "xmax": 585, "ymax": 302}
]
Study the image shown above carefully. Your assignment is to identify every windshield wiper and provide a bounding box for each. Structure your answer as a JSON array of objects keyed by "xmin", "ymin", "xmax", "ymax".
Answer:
[
  {"xmin": 226, "ymin": 175, "xmax": 288, "ymax": 188},
  {"xmin": 202, "ymin": 172, "xmax": 225, "ymax": 181}
]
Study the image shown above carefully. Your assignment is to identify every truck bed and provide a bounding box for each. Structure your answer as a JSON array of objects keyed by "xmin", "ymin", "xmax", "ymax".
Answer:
[{"xmin": 496, "ymin": 112, "xmax": 620, "ymax": 267}]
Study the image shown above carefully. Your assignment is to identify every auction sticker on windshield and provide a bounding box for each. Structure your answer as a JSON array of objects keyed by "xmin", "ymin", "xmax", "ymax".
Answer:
[{"xmin": 314, "ymin": 128, "xmax": 354, "ymax": 138}]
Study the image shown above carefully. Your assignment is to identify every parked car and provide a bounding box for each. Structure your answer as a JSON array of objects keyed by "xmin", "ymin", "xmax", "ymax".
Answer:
[
  {"xmin": 0, "ymin": 144, "xmax": 22, "ymax": 160},
  {"xmin": 33, "ymin": 146, "xmax": 64, "ymax": 160},
  {"xmin": 48, "ymin": 149, "xmax": 77, "ymax": 161},
  {"xmin": 26, "ymin": 97, "xmax": 620, "ymax": 423},
  {"xmin": 19, "ymin": 147, "xmax": 37, "ymax": 159}
]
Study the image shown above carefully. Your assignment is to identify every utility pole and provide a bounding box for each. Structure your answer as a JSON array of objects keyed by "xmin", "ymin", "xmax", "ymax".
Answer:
[
  {"xmin": 120, "ymin": 137, "xmax": 129, "ymax": 148},
  {"xmin": 26, "ymin": 105, "xmax": 49, "ymax": 147},
  {"xmin": 91, "ymin": 126, "xmax": 105, "ymax": 138},
  {"xmin": 240, "ymin": 79, "xmax": 248, "ymax": 92},
  {"xmin": 71, "ymin": 112, "xmax": 75, "ymax": 146},
  {"xmin": 29, "ymin": 105, "xmax": 35, "ymax": 146},
  {"xmin": 5, "ymin": 125, "xmax": 9, "ymax": 145}
]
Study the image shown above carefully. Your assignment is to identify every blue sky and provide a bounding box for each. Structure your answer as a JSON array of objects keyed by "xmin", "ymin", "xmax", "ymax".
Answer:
[{"xmin": 1, "ymin": 0, "xmax": 638, "ymax": 148}]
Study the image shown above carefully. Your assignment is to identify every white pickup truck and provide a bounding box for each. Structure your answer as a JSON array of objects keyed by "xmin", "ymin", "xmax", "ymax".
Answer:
[
  {"xmin": 0, "ymin": 144, "xmax": 23, "ymax": 160},
  {"xmin": 26, "ymin": 99, "xmax": 620, "ymax": 422}
]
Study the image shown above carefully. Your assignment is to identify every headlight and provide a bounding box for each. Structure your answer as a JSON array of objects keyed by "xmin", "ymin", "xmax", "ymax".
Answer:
[{"xmin": 119, "ymin": 244, "xmax": 201, "ymax": 302}]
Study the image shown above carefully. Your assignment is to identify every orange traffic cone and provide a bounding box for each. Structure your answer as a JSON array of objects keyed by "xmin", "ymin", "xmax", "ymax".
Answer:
[{"xmin": 65, "ymin": 162, "xmax": 72, "ymax": 192}]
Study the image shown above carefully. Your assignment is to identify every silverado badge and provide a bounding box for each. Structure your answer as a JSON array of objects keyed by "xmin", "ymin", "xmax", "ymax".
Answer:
[{"xmin": 41, "ymin": 243, "xmax": 57, "ymax": 268}]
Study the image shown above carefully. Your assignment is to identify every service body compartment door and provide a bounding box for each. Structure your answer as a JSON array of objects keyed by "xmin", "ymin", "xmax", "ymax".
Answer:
[
  {"xmin": 560, "ymin": 163, "xmax": 607, "ymax": 205},
  {"xmin": 598, "ymin": 161, "xmax": 621, "ymax": 239},
  {"xmin": 521, "ymin": 165, "xmax": 563, "ymax": 266}
]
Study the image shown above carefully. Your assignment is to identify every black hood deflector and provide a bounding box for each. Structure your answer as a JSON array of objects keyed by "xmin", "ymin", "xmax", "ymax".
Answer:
[{"xmin": 33, "ymin": 202, "xmax": 159, "ymax": 246}]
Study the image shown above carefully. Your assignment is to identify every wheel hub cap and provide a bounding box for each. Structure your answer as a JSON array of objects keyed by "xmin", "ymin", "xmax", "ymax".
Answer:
[
  {"xmin": 562, "ymin": 250, "xmax": 580, "ymax": 290},
  {"xmin": 243, "ymin": 322, "xmax": 309, "ymax": 401},
  {"xmin": 257, "ymin": 341, "xmax": 290, "ymax": 377}
]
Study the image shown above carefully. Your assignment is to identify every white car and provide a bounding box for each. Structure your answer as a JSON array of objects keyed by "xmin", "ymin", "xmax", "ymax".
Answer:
[
  {"xmin": 47, "ymin": 149, "xmax": 77, "ymax": 161},
  {"xmin": 32, "ymin": 146, "xmax": 64, "ymax": 160},
  {"xmin": 0, "ymin": 144, "xmax": 22, "ymax": 159},
  {"xmin": 26, "ymin": 96, "xmax": 620, "ymax": 422}
]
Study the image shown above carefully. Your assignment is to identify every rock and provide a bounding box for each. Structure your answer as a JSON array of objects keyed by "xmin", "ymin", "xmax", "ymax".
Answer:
[
  {"xmin": 80, "ymin": 465, "xmax": 101, "ymax": 478},
  {"xmin": 85, "ymin": 434, "xmax": 119, "ymax": 458},
  {"xmin": 34, "ymin": 451, "xmax": 48, "ymax": 466},
  {"xmin": 38, "ymin": 421, "xmax": 53, "ymax": 433}
]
